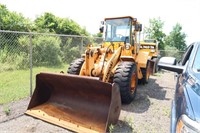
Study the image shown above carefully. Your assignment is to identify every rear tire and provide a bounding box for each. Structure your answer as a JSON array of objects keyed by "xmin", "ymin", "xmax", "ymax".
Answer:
[
  {"xmin": 67, "ymin": 58, "xmax": 84, "ymax": 75},
  {"xmin": 140, "ymin": 60, "xmax": 151, "ymax": 84},
  {"xmin": 152, "ymin": 58, "xmax": 158, "ymax": 73},
  {"xmin": 113, "ymin": 62, "xmax": 138, "ymax": 104}
]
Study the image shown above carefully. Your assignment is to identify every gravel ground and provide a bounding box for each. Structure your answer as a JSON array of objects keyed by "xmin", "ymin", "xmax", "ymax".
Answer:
[{"xmin": 0, "ymin": 71, "xmax": 176, "ymax": 133}]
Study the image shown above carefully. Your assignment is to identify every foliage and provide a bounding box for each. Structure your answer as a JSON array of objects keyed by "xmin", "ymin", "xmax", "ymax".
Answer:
[
  {"xmin": 162, "ymin": 45, "xmax": 183, "ymax": 61},
  {"xmin": 109, "ymin": 124, "xmax": 115, "ymax": 133},
  {"xmin": 33, "ymin": 12, "xmax": 58, "ymax": 33},
  {"xmin": 164, "ymin": 23, "xmax": 187, "ymax": 51},
  {"xmin": 34, "ymin": 12, "xmax": 89, "ymax": 36},
  {"xmin": 61, "ymin": 37, "xmax": 82, "ymax": 63},
  {"xmin": 0, "ymin": 4, "xmax": 33, "ymax": 52},
  {"xmin": 18, "ymin": 35, "xmax": 62, "ymax": 66},
  {"xmin": 3, "ymin": 106, "xmax": 11, "ymax": 116},
  {"xmin": 0, "ymin": 47, "xmax": 29, "ymax": 71},
  {"xmin": 0, "ymin": 4, "xmax": 32, "ymax": 31},
  {"xmin": 93, "ymin": 32, "xmax": 103, "ymax": 38},
  {"xmin": 144, "ymin": 18, "xmax": 166, "ymax": 50}
]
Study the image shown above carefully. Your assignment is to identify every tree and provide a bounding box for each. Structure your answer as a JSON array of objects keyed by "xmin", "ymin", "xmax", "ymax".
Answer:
[
  {"xmin": 144, "ymin": 18, "xmax": 166, "ymax": 50},
  {"xmin": 0, "ymin": 4, "xmax": 32, "ymax": 31},
  {"xmin": 0, "ymin": 4, "xmax": 33, "ymax": 50},
  {"xmin": 34, "ymin": 12, "xmax": 89, "ymax": 36},
  {"xmin": 164, "ymin": 23, "xmax": 187, "ymax": 51},
  {"xmin": 33, "ymin": 12, "xmax": 58, "ymax": 33}
]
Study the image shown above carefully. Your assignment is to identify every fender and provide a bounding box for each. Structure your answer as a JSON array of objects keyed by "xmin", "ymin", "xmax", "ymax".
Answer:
[{"xmin": 136, "ymin": 51, "xmax": 150, "ymax": 68}]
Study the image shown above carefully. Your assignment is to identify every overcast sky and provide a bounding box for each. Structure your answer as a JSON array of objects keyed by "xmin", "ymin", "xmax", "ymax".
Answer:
[{"xmin": 1, "ymin": 0, "xmax": 199, "ymax": 44}]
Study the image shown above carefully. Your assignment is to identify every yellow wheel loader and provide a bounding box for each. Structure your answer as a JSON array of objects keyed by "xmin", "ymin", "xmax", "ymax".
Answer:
[
  {"xmin": 140, "ymin": 39, "xmax": 160, "ymax": 73},
  {"xmin": 26, "ymin": 16, "xmax": 154, "ymax": 133}
]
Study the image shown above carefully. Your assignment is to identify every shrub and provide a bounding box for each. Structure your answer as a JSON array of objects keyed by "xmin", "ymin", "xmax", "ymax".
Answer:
[
  {"xmin": 61, "ymin": 37, "xmax": 81, "ymax": 63},
  {"xmin": 18, "ymin": 35, "xmax": 62, "ymax": 67}
]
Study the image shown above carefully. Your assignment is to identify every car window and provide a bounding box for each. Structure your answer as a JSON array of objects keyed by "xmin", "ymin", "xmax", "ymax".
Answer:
[
  {"xmin": 181, "ymin": 45, "xmax": 193, "ymax": 65},
  {"xmin": 193, "ymin": 46, "xmax": 200, "ymax": 71}
]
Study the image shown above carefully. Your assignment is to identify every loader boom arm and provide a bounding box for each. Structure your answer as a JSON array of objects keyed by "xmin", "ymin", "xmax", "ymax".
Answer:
[
  {"xmin": 102, "ymin": 46, "xmax": 122, "ymax": 82},
  {"xmin": 84, "ymin": 45, "xmax": 122, "ymax": 83}
]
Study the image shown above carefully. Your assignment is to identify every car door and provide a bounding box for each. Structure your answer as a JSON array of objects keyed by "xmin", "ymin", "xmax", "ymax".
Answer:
[{"xmin": 175, "ymin": 44, "xmax": 194, "ymax": 126}]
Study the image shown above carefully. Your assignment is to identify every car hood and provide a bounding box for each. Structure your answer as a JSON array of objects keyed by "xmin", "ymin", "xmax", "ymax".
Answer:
[{"xmin": 187, "ymin": 85, "xmax": 200, "ymax": 122}]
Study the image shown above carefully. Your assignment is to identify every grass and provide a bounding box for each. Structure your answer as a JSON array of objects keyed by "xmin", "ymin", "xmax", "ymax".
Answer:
[{"xmin": 0, "ymin": 65, "xmax": 68, "ymax": 104}]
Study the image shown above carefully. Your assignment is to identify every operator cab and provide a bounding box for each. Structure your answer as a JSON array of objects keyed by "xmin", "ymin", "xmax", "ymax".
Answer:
[
  {"xmin": 100, "ymin": 16, "xmax": 142, "ymax": 45},
  {"xmin": 105, "ymin": 17, "xmax": 131, "ymax": 43}
]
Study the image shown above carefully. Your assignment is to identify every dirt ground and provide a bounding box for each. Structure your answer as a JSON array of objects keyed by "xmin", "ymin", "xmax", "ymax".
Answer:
[{"xmin": 0, "ymin": 71, "xmax": 176, "ymax": 133}]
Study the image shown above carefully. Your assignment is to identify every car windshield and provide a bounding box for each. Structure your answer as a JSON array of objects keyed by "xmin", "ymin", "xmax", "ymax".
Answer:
[
  {"xmin": 193, "ymin": 46, "xmax": 200, "ymax": 72},
  {"xmin": 105, "ymin": 18, "xmax": 131, "ymax": 42}
]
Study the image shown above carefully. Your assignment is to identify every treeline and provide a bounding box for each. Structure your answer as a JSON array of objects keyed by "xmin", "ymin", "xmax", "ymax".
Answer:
[
  {"xmin": 0, "ymin": 4, "xmax": 89, "ymax": 35},
  {"xmin": 0, "ymin": 4, "xmax": 99, "ymax": 71},
  {"xmin": 144, "ymin": 17, "xmax": 187, "ymax": 51}
]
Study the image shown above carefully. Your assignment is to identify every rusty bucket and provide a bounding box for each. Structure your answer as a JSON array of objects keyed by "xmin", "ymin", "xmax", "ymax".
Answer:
[{"xmin": 25, "ymin": 73, "xmax": 121, "ymax": 133}]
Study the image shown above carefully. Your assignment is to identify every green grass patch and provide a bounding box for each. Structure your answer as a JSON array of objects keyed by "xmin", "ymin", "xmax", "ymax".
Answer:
[
  {"xmin": 0, "ymin": 65, "xmax": 68, "ymax": 104},
  {"xmin": 3, "ymin": 105, "xmax": 11, "ymax": 116}
]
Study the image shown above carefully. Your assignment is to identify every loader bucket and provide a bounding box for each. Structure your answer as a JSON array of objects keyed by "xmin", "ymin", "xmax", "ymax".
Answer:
[{"xmin": 25, "ymin": 72, "xmax": 121, "ymax": 133}]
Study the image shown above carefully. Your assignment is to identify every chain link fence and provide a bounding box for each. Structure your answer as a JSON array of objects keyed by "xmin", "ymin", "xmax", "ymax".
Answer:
[
  {"xmin": 0, "ymin": 30, "xmax": 185, "ymax": 104},
  {"xmin": 0, "ymin": 30, "xmax": 103, "ymax": 104}
]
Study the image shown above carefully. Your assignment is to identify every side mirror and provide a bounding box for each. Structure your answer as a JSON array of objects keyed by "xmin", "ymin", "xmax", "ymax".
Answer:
[
  {"xmin": 139, "ymin": 24, "xmax": 142, "ymax": 31},
  {"xmin": 159, "ymin": 57, "xmax": 177, "ymax": 65},
  {"xmin": 158, "ymin": 57, "xmax": 184, "ymax": 74},
  {"xmin": 101, "ymin": 21, "xmax": 104, "ymax": 25},
  {"xmin": 135, "ymin": 24, "xmax": 142, "ymax": 31},
  {"xmin": 99, "ymin": 21, "xmax": 104, "ymax": 33},
  {"xmin": 99, "ymin": 26, "xmax": 104, "ymax": 33}
]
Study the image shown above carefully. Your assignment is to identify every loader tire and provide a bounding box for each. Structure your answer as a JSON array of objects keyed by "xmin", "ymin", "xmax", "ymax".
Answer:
[
  {"xmin": 140, "ymin": 60, "xmax": 151, "ymax": 84},
  {"xmin": 113, "ymin": 62, "xmax": 138, "ymax": 104},
  {"xmin": 152, "ymin": 58, "xmax": 158, "ymax": 73},
  {"xmin": 67, "ymin": 58, "xmax": 84, "ymax": 75}
]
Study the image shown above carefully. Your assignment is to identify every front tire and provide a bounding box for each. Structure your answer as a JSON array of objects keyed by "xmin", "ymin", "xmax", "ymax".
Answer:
[
  {"xmin": 67, "ymin": 58, "xmax": 84, "ymax": 75},
  {"xmin": 113, "ymin": 62, "xmax": 138, "ymax": 104}
]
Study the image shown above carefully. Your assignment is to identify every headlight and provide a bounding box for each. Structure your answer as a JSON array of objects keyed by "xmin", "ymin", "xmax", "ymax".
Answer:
[
  {"xmin": 176, "ymin": 115, "xmax": 200, "ymax": 133},
  {"xmin": 151, "ymin": 49, "xmax": 155, "ymax": 52}
]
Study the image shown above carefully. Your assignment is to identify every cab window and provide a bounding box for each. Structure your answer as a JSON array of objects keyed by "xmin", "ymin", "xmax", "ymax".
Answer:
[{"xmin": 193, "ymin": 45, "xmax": 200, "ymax": 71}]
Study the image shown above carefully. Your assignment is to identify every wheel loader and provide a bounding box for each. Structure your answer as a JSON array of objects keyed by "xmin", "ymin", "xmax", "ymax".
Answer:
[
  {"xmin": 139, "ymin": 39, "xmax": 160, "ymax": 73},
  {"xmin": 26, "ymin": 16, "xmax": 154, "ymax": 133}
]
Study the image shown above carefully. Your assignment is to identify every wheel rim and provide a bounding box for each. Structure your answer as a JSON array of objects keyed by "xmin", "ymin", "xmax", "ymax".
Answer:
[{"xmin": 131, "ymin": 73, "xmax": 136, "ymax": 94}]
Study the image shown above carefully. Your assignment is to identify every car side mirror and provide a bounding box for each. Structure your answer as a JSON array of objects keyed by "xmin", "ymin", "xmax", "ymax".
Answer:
[{"xmin": 158, "ymin": 57, "xmax": 184, "ymax": 74}]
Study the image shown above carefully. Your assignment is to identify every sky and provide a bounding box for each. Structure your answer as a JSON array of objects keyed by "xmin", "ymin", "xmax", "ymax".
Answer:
[{"xmin": 1, "ymin": 0, "xmax": 200, "ymax": 44}]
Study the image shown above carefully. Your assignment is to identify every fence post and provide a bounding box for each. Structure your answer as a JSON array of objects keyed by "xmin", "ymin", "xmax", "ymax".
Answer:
[{"xmin": 29, "ymin": 33, "xmax": 33, "ymax": 96}]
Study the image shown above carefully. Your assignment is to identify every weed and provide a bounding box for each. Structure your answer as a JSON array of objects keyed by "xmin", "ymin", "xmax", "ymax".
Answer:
[
  {"xmin": 3, "ymin": 106, "xmax": 11, "ymax": 116},
  {"xmin": 163, "ymin": 106, "xmax": 171, "ymax": 117},
  {"xmin": 124, "ymin": 115, "xmax": 135, "ymax": 131},
  {"xmin": 154, "ymin": 72, "xmax": 162, "ymax": 77},
  {"xmin": 109, "ymin": 124, "xmax": 115, "ymax": 133}
]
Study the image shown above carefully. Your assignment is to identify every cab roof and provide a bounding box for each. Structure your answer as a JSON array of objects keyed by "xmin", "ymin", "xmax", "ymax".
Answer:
[{"xmin": 105, "ymin": 16, "xmax": 136, "ymax": 21}]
